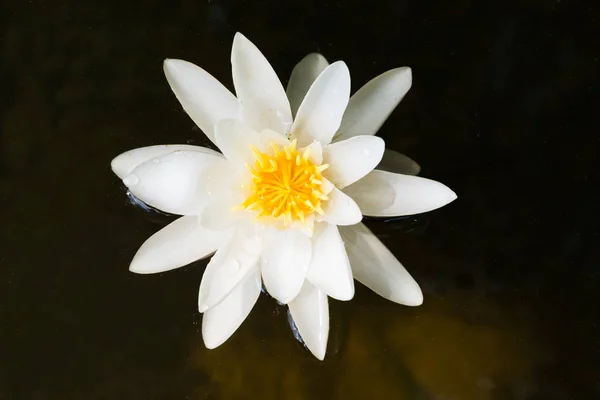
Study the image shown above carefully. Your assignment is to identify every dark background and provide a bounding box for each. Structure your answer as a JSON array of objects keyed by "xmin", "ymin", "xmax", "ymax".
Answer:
[{"xmin": 1, "ymin": 0, "xmax": 598, "ymax": 398}]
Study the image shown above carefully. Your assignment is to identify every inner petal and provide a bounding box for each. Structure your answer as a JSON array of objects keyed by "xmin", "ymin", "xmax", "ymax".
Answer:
[{"xmin": 239, "ymin": 140, "xmax": 330, "ymax": 227}]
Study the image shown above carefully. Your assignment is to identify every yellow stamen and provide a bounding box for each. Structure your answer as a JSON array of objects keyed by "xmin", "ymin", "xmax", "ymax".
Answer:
[{"xmin": 238, "ymin": 140, "xmax": 329, "ymax": 226}]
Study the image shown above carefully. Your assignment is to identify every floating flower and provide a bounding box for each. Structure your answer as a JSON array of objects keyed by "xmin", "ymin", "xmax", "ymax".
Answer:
[{"xmin": 111, "ymin": 33, "xmax": 456, "ymax": 360}]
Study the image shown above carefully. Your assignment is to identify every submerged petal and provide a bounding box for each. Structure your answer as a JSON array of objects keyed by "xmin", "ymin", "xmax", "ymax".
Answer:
[
  {"xmin": 130, "ymin": 216, "xmax": 226, "ymax": 274},
  {"xmin": 336, "ymin": 67, "xmax": 412, "ymax": 141},
  {"xmin": 288, "ymin": 281, "xmax": 329, "ymax": 360},
  {"xmin": 290, "ymin": 61, "xmax": 351, "ymax": 146},
  {"xmin": 198, "ymin": 228, "xmax": 261, "ymax": 312},
  {"xmin": 339, "ymin": 223, "xmax": 423, "ymax": 306},
  {"xmin": 260, "ymin": 229, "xmax": 311, "ymax": 304},
  {"xmin": 306, "ymin": 223, "xmax": 354, "ymax": 301},
  {"xmin": 202, "ymin": 269, "xmax": 262, "ymax": 349},
  {"xmin": 347, "ymin": 170, "xmax": 457, "ymax": 217},
  {"xmin": 286, "ymin": 53, "xmax": 329, "ymax": 117},
  {"xmin": 231, "ymin": 33, "xmax": 293, "ymax": 134},
  {"xmin": 111, "ymin": 145, "xmax": 220, "ymax": 180},
  {"xmin": 123, "ymin": 150, "xmax": 223, "ymax": 215},
  {"xmin": 322, "ymin": 136, "xmax": 385, "ymax": 188},
  {"xmin": 163, "ymin": 59, "xmax": 239, "ymax": 145}
]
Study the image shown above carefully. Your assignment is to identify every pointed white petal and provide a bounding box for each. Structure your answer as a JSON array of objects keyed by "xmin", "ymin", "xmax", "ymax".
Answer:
[
  {"xmin": 130, "ymin": 216, "xmax": 227, "ymax": 274},
  {"xmin": 111, "ymin": 145, "xmax": 221, "ymax": 180},
  {"xmin": 343, "ymin": 171, "xmax": 395, "ymax": 215},
  {"xmin": 123, "ymin": 150, "xmax": 223, "ymax": 215},
  {"xmin": 376, "ymin": 149, "xmax": 421, "ymax": 175},
  {"xmin": 214, "ymin": 119, "xmax": 289, "ymax": 164},
  {"xmin": 336, "ymin": 67, "xmax": 412, "ymax": 141},
  {"xmin": 322, "ymin": 136, "xmax": 385, "ymax": 188},
  {"xmin": 306, "ymin": 223, "xmax": 354, "ymax": 301},
  {"xmin": 231, "ymin": 33, "xmax": 292, "ymax": 134},
  {"xmin": 260, "ymin": 229, "xmax": 311, "ymax": 304},
  {"xmin": 202, "ymin": 269, "xmax": 261, "ymax": 349},
  {"xmin": 339, "ymin": 223, "xmax": 423, "ymax": 306},
  {"xmin": 163, "ymin": 59, "xmax": 239, "ymax": 145},
  {"xmin": 198, "ymin": 228, "xmax": 261, "ymax": 312},
  {"xmin": 346, "ymin": 170, "xmax": 456, "ymax": 217},
  {"xmin": 286, "ymin": 53, "xmax": 329, "ymax": 117},
  {"xmin": 290, "ymin": 62, "xmax": 351, "ymax": 146},
  {"xmin": 288, "ymin": 281, "xmax": 329, "ymax": 360},
  {"xmin": 300, "ymin": 140, "xmax": 323, "ymax": 164},
  {"xmin": 322, "ymin": 187, "xmax": 362, "ymax": 226}
]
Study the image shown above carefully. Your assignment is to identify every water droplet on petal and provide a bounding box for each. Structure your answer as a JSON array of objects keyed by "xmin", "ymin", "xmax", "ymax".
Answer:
[
  {"xmin": 152, "ymin": 158, "xmax": 160, "ymax": 164},
  {"xmin": 123, "ymin": 174, "xmax": 139, "ymax": 186}
]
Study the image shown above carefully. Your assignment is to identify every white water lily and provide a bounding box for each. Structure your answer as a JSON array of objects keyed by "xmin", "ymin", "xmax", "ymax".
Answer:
[{"xmin": 111, "ymin": 33, "xmax": 456, "ymax": 360}]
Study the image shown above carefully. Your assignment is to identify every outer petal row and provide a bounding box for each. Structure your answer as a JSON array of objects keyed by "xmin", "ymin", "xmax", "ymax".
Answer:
[
  {"xmin": 163, "ymin": 60, "xmax": 239, "ymax": 145},
  {"xmin": 231, "ymin": 33, "xmax": 293, "ymax": 135},
  {"xmin": 129, "ymin": 215, "xmax": 226, "ymax": 274},
  {"xmin": 336, "ymin": 67, "xmax": 412, "ymax": 141},
  {"xmin": 202, "ymin": 270, "xmax": 262, "ymax": 349},
  {"xmin": 288, "ymin": 281, "xmax": 329, "ymax": 360},
  {"xmin": 115, "ymin": 148, "xmax": 223, "ymax": 216},
  {"xmin": 111, "ymin": 144, "xmax": 221, "ymax": 180},
  {"xmin": 339, "ymin": 223, "xmax": 423, "ymax": 306},
  {"xmin": 198, "ymin": 227, "xmax": 261, "ymax": 312},
  {"xmin": 344, "ymin": 170, "xmax": 457, "ymax": 217},
  {"xmin": 285, "ymin": 55, "xmax": 412, "ymax": 144}
]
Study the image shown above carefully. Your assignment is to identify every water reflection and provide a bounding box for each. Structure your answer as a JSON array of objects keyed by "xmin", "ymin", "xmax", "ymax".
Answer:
[{"xmin": 190, "ymin": 291, "xmax": 543, "ymax": 399}]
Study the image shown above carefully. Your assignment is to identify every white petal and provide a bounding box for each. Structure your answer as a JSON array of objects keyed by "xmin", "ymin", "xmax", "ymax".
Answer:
[
  {"xmin": 288, "ymin": 281, "xmax": 329, "ymax": 360},
  {"xmin": 320, "ymin": 177, "xmax": 335, "ymax": 195},
  {"xmin": 286, "ymin": 53, "xmax": 329, "ymax": 117},
  {"xmin": 290, "ymin": 62, "xmax": 351, "ymax": 146},
  {"xmin": 336, "ymin": 67, "xmax": 412, "ymax": 141},
  {"xmin": 202, "ymin": 269, "xmax": 261, "ymax": 349},
  {"xmin": 200, "ymin": 193, "xmax": 246, "ymax": 231},
  {"xmin": 111, "ymin": 145, "xmax": 221, "ymax": 180},
  {"xmin": 231, "ymin": 33, "xmax": 292, "ymax": 134},
  {"xmin": 214, "ymin": 119, "xmax": 289, "ymax": 164},
  {"xmin": 163, "ymin": 59, "xmax": 239, "ymax": 145},
  {"xmin": 347, "ymin": 170, "xmax": 457, "ymax": 217},
  {"xmin": 322, "ymin": 136, "xmax": 385, "ymax": 188},
  {"xmin": 300, "ymin": 141, "xmax": 323, "ymax": 165},
  {"xmin": 124, "ymin": 150, "xmax": 223, "ymax": 215},
  {"xmin": 306, "ymin": 223, "xmax": 354, "ymax": 301},
  {"xmin": 339, "ymin": 223, "xmax": 423, "ymax": 306},
  {"xmin": 343, "ymin": 171, "xmax": 395, "ymax": 215},
  {"xmin": 260, "ymin": 229, "xmax": 311, "ymax": 304},
  {"xmin": 376, "ymin": 149, "xmax": 421, "ymax": 175},
  {"xmin": 322, "ymin": 187, "xmax": 362, "ymax": 226},
  {"xmin": 129, "ymin": 216, "xmax": 227, "ymax": 274},
  {"xmin": 198, "ymin": 228, "xmax": 261, "ymax": 312}
]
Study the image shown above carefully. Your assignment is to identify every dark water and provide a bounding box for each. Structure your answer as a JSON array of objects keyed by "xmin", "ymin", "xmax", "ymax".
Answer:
[{"xmin": 1, "ymin": 1, "xmax": 598, "ymax": 399}]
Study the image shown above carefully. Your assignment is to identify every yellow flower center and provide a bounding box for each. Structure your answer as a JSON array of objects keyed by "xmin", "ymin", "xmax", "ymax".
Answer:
[{"xmin": 240, "ymin": 139, "xmax": 329, "ymax": 226}]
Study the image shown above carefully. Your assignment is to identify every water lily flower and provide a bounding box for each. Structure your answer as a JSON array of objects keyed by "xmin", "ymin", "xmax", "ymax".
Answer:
[{"xmin": 111, "ymin": 33, "xmax": 456, "ymax": 360}]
